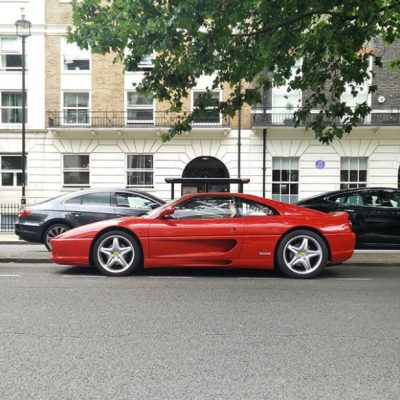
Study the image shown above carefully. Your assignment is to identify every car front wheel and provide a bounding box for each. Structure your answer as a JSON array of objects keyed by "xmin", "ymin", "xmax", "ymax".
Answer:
[
  {"xmin": 92, "ymin": 230, "xmax": 142, "ymax": 276},
  {"xmin": 276, "ymin": 230, "xmax": 328, "ymax": 279}
]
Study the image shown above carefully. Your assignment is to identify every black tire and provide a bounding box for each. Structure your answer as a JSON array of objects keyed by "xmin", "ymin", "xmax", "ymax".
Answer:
[
  {"xmin": 43, "ymin": 223, "xmax": 70, "ymax": 251},
  {"xmin": 276, "ymin": 229, "xmax": 328, "ymax": 279},
  {"xmin": 92, "ymin": 230, "xmax": 142, "ymax": 276}
]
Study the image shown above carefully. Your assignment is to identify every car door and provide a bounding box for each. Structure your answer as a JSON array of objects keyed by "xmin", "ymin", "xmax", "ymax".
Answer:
[
  {"xmin": 148, "ymin": 195, "xmax": 244, "ymax": 265},
  {"xmin": 235, "ymin": 197, "xmax": 280, "ymax": 265},
  {"xmin": 113, "ymin": 191, "xmax": 161, "ymax": 218},
  {"xmin": 325, "ymin": 191, "xmax": 367, "ymax": 244},
  {"xmin": 358, "ymin": 189, "xmax": 400, "ymax": 248},
  {"xmin": 64, "ymin": 191, "xmax": 115, "ymax": 227}
]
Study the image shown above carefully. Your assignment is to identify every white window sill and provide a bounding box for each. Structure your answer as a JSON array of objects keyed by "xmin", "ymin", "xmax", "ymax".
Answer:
[{"xmin": 62, "ymin": 70, "xmax": 91, "ymax": 75}]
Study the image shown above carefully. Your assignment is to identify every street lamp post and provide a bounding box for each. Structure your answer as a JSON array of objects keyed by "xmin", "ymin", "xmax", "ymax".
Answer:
[{"xmin": 15, "ymin": 9, "xmax": 31, "ymax": 206}]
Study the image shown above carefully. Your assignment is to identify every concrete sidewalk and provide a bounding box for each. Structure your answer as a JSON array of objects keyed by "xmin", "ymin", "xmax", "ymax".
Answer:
[{"xmin": 0, "ymin": 242, "xmax": 399, "ymax": 265}]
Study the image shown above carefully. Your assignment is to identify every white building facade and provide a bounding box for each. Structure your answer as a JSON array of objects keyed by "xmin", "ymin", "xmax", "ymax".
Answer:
[{"xmin": 0, "ymin": 0, "xmax": 399, "ymax": 227}]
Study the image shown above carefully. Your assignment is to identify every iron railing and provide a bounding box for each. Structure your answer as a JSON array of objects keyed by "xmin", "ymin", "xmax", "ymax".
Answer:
[
  {"xmin": 47, "ymin": 110, "xmax": 230, "ymax": 128},
  {"xmin": 0, "ymin": 203, "xmax": 20, "ymax": 232},
  {"xmin": 251, "ymin": 107, "xmax": 400, "ymax": 127}
]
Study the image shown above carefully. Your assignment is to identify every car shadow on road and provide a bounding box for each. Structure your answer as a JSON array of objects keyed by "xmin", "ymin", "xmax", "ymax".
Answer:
[
  {"xmin": 56, "ymin": 263, "xmax": 390, "ymax": 280},
  {"xmin": 57, "ymin": 265, "xmax": 283, "ymax": 279}
]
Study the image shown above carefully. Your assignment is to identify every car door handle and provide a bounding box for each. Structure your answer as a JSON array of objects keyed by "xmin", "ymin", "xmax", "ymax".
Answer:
[
  {"xmin": 344, "ymin": 209, "xmax": 355, "ymax": 213},
  {"xmin": 71, "ymin": 212, "xmax": 82, "ymax": 216}
]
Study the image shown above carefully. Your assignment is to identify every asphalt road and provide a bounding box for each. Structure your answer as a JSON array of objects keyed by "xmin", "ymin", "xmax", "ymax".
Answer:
[{"xmin": 0, "ymin": 263, "xmax": 399, "ymax": 400}]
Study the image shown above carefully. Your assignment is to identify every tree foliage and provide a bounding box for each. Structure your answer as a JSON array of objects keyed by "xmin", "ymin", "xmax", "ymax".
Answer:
[{"xmin": 69, "ymin": 0, "xmax": 400, "ymax": 143}]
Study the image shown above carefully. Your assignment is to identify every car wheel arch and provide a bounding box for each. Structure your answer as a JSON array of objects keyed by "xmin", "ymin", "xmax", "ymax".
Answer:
[
  {"xmin": 41, "ymin": 219, "xmax": 73, "ymax": 242},
  {"xmin": 89, "ymin": 226, "xmax": 144, "ymax": 267},
  {"xmin": 273, "ymin": 226, "xmax": 331, "ymax": 269}
]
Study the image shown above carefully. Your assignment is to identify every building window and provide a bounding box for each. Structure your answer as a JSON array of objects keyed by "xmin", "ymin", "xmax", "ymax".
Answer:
[
  {"xmin": 62, "ymin": 92, "xmax": 90, "ymax": 125},
  {"xmin": 63, "ymin": 154, "xmax": 90, "ymax": 187},
  {"xmin": 271, "ymin": 59, "xmax": 302, "ymax": 124},
  {"xmin": 192, "ymin": 90, "xmax": 220, "ymax": 124},
  {"xmin": 0, "ymin": 155, "xmax": 25, "ymax": 187},
  {"xmin": 1, "ymin": 92, "xmax": 26, "ymax": 124},
  {"xmin": 61, "ymin": 38, "xmax": 90, "ymax": 71},
  {"xmin": 127, "ymin": 155, "xmax": 153, "ymax": 187},
  {"xmin": 138, "ymin": 54, "xmax": 154, "ymax": 70},
  {"xmin": 125, "ymin": 53, "xmax": 154, "ymax": 72},
  {"xmin": 127, "ymin": 92, "xmax": 154, "ymax": 123},
  {"xmin": 0, "ymin": 37, "xmax": 22, "ymax": 71},
  {"xmin": 272, "ymin": 157, "xmax": 299, "ymax": 203},
  {"xmin": 340, "ymin": 157, "xmax": 367, "ymax": 189}
]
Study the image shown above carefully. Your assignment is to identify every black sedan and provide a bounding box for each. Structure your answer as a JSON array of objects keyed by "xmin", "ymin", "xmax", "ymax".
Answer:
[
  {"xmin": 297, "ymin": 187, "xmax": 400, "ymax": 249},
  {"xmin": 15, "ymin": 189, "xmax": 165, "ymax": 250}
]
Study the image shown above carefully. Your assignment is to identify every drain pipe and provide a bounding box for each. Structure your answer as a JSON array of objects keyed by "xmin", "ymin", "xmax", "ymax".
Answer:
[
  {"xmin": 237, "ymin": 83, "xmax": 242, "ymax": 179},
  {"xmin": 262, "ymin": 128, "xmax": 268, "ymax": 197}
]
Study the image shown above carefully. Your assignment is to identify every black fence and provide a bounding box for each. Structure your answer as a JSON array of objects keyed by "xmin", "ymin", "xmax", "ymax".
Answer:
[
  {"xmin": 47, "ymin": 110, "xmax": 230, "ymax": 128},
  {"xmin": 251, "ymin": 108, "xmax": 400, "ymax": 127},
  {"xmin": 0, "ymin": 204, "xmax": 20, "ymax": 232}
]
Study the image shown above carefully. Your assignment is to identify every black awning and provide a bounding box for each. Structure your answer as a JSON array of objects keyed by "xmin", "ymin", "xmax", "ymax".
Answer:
[{"xmin": 165, "ymin": 177, "xmax": 250, "ymax": 199}]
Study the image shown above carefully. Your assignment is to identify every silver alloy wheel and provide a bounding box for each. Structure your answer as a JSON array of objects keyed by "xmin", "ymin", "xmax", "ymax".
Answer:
[
  {"xmin": 46, "ymin": 225, "xmax": 68, "ymax": 248},
  {"xmin": 96, "ymin": 234, "xmax": 135, "ymax": 274},
  {"xmin": 283, "ymin": 235, "xmax": 323, "ymax": 275}
]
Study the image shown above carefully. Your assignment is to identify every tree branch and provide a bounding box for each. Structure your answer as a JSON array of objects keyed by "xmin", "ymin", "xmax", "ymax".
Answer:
[{"xmin": 233, "ymin": 1, "xmax": 400, "ymax": 38}]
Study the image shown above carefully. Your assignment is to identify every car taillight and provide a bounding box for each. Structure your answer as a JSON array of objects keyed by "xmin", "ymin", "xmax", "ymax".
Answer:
[{"xmin": 18, "ymin": 209, "xmax": 32, "ymax": 219}]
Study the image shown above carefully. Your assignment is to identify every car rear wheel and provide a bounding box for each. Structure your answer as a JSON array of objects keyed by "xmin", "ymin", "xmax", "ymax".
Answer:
[
  {"xmin": 92, "ymin": 230, "xmax": 142, "ymax": 277},
  {"xmin": 44, "ymin": 223, "xmax": 70, "ymax": 251},
  {"xmin": 276, "ymin": 230, "xmax": 328, "ymax": 279}
]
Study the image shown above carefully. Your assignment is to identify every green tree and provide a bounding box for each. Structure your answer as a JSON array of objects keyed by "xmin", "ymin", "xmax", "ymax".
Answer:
[{"xmin": 69, "ymin": 0, "xmax": 400, "ymax": 144}]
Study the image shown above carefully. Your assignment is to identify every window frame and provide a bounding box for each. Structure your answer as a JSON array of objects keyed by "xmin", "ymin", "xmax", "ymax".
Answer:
[
  {"xmin": 60, "ymin": 37, "xmax": 91, "ymax": 73},
  {"xmin": 0, "ymin": 91, "xmax": 27, "ymax": 124},
  {"xmin": 191, "ymin": 89, "xmax": 222, "ymax": 125},
  {"xmin": 0, "ymin": 154, "xmax": 26, "ymax": 187},
  {"xmin": 62, "ymin": 154, "xmax": 90, "ymax": 188},
  {"xmin": 271, "ymin": 157, "xmax": 299, "ymax": 204},
  {"xmin": 61, "ymin": 91, "xmax": 91, "ymax": 126},
  {"xmin": 271, "ymin": 59, "xmax": 302, "ymax": 124},
  {"xmin": 340, "ymin": 157, "xmax": 368, "ymax": 189},
  {"xmin": 0, "ymin": 36, "xmax": 23, "ymax": 72},
  {"xmin": 126, "ymin": 91, "xmax": 154, "ymax": 124},
  {"xmin": 126, "ymin": 154, "xmax": 154, "ymax": 188}
]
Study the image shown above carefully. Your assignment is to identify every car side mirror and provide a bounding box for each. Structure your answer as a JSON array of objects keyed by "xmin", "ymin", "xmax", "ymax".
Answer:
[{"xmin": 159, "ymin": 206, "xmax": 175, "ymax": 219}]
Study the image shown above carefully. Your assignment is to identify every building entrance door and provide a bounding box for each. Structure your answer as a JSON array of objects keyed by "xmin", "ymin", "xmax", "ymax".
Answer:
[{"xmin": 182, "ymin": 156, "xmax": 230, "ymax": 195}]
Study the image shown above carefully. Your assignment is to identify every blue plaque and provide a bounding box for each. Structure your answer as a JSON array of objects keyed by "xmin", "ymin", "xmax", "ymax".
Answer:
[{"xmin": 315, "ymin": 160, "xmax": 325, "ymax": 169}]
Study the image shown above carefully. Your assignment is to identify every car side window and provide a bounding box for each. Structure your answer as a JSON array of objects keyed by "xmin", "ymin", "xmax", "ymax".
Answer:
[
  {"xmin": 173, "ymin": 196, "xmax": 236, "ymax": 220},
  {"xmin": 375, "ymin": 190, "xmax": 400, "ymax": 208},
  {"xmin": 65, "ymin": 195, "xmax": 81, "ymax": 205},
  {"xmin": 80, "ymin": 192, "xmax": 111, "ymax": 206},
  {"xmin": 115, "ymin": 192, "xmax": 158, "ymax": 210},
  {"xmin": 237, "ymin": 198, "xmax": 275, "ymax": 217},
  {"xmin": 328, "ymin": 193, "xmax": 364, "ymax": 206}
]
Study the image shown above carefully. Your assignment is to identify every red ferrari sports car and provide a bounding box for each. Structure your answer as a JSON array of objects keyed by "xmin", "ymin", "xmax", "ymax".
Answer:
[{"xmin": 51, "ymin": 192, "xmax": 355, "ymax": 279}]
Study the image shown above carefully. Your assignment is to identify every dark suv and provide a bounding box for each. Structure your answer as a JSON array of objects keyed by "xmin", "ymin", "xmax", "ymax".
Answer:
[{"xmin": 15, "ymin": 189, "xmax": 165, "ymax": 250}]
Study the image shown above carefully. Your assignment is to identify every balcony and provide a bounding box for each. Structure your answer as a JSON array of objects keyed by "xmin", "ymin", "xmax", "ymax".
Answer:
[
  {"xmin": 251, "ymin": 107, "xmax": 400, "ymax": 127},
  {"xmin": 47, "ymin": 110, "xmax": 230, "ymax": 129}
]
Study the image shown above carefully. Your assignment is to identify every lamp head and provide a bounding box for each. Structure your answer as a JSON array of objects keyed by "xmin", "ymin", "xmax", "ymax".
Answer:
[{"xmin": 15, "ymin": 8, "xmax": 31, "ymax": 37}]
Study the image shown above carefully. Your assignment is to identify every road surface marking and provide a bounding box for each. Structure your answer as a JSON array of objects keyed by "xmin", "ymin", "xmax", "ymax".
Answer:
[
  {"xmin": 62, "ymin": 275, "xmax": 105, "ymax": 278},
  {"xmin": 0, "ymin": 274, "xmax": 20, "ymax": 277},
  {"xmin": 145, "ymin": 276, "xmax": 192, "ymax": 279},
  {"xmin": 331, "ymin": 278, "xmax": 371, "ymax": 281}
]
